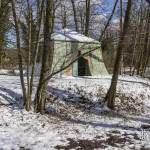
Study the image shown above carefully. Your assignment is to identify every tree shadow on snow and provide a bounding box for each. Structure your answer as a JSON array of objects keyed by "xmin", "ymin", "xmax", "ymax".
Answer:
[
  {"xmin": 0, "ymin": 86, "xmax": 23, "ymax": 109},
  {"xmin": 46, "ymin": 105, "xmax": 141, "ymax": 132},
  {"xmin": 47, "ymin": 86, "xmax": 103, "ymax": 114},
  {"xmin": 77, "ymin": 76, "xmax": 150, "ymax": 87},
  {"xmin": 47, "ymin": 86, "xmax": 150, "ymax": 131}
]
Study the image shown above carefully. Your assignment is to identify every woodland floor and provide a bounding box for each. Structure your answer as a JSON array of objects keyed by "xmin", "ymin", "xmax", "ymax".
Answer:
[{"xmin": 0, "ymin": 74, "xmax": 150, "ymax": 150}]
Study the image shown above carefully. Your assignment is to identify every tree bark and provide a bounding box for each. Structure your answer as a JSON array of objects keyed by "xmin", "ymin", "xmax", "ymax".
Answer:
[
  {"xmin": 30, "ymin": 0, "xmax": 44, "ymax": 100},
  {"xmin": 140, "ymin": 6, "xmax": 150, "ymax": 76},
  {"xmin": 25, "ymin": 0, "xmax": 32, "ymax": 111},
  {"xmin": 34, "ymin": 0, "xmax": 54, "ymax": 113},
  {"xmin": 71, "ymin": 0, "xmax": 79, "ymax": 32},
  {"xmin": 120, "ymin": 0, "xmax": 124, "ymax": 75},
  {"xmin": 11, "ymin": 0, "xmax": 27, "ymax": 104},
  {"xmin": 84, "ymin": 0, "xmax": 90, "ymax": 36},
  {"xmin": 105, "ymin": 0, "xmax": 132, "ymax": 109}
]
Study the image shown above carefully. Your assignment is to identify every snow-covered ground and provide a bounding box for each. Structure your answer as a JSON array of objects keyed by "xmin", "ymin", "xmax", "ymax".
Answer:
[{"xmin": 0, "ymin": 75, "xmax": 150, "ymax": 150}]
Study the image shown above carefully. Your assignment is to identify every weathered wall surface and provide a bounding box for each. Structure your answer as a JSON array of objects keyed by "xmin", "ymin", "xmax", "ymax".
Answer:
[{"xmin": 52, "ymin": 41, "xmax": 108, "ymax": 76}]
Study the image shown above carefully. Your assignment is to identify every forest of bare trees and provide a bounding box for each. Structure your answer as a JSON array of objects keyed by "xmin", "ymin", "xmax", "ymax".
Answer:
[
  {"xmin": 0, "ymin": 0, "xmax": 149, "ymax": 113},
  {"xmin": 1, "ymin": 0, "xmax": 150, "ymax": 149}
]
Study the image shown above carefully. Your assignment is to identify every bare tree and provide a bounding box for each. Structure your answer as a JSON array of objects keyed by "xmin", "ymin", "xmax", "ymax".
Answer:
[
  {"xmin": 25, "ymin": 0, "xmax": 32, "ymax": 111},
  {"xmin": 84, "ymin": 0, "xmax": 90, "ymax": 36},
  {"xmin": 140, "ymin": 6, "xmax": 150, "ymax": 76},
  {"xmin": 70, "ymin": 0, "xmax": 78, "ymax": 32},
  {"xmin": 34, "ymin": 0, "xmax": 54, "ymax": 113},
  {"xmin": 11, "ymin": 0, "xmax": 27, "ymax": 104},
  {"xmin": 30, "ymin": 0, "xmax": 44, "ymax": 101},
  {"xmin": 99, "ymin": 0, "xmax": 119, "ymax": 41},
  {"xmin": 105, "ymin": 0, "xmax": 132, "ymax": 109}
]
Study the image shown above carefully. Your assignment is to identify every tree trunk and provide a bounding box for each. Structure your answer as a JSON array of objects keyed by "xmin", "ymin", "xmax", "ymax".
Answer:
[
  {"xmin": 120, "ymin": 0, "xmax": 124, "ymax": 75},
  {"xmin": 105, "ymin": 0, "xmax": 132, "ymax": 109},
  {"xmin": 84, "ymin": 0, "xmax": 90, "ymax": 36},
  {"xmin": 30, "ymin": 0, "xmax": 44, "ymax": 99},
  {"xmin": 34, "ymin": 0, "xmax": 54, "ymax": 113},
  {"xmin": 11, "ymin": 0, "xmax": 27, "ymax": 105},
  {"xmin": 140, "ymin": 7, "xmax": 150, "ymax": 76},
  {"xmin": 62, "ymin": 5, "xmax": 67, "ymax": 29},
  {"xmin": 71, "ymin": 0, "xmax": 79, "ymax": 32},
  {"xmin": 134, "ymin": 7, "xmax": 145, "ymax": 75},
  {"xmin": 25, "ymin": 0, "xmax": 32, "ymax": 111},
  {"xmin": 130, "ymin": 9, "xmax": 141, "ymax": 75}
]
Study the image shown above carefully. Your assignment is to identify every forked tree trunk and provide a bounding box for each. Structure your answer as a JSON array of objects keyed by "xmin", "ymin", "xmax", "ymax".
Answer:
[
  {"xmin": 105, "ymin": 0, "xmax": 132, "ymax": 109},
  {"xmin": 30, "ymin": 0, "xmax": 44, "ymax": 98},
  {"xmin": 34, "ymin": 0, "xmax": 54, "ymax": 113}
]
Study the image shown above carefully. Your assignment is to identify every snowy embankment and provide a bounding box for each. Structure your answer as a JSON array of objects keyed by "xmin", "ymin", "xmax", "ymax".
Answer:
[{"xmin": 0, "ymin": 75, "xmax": 150, "ymax": 149}]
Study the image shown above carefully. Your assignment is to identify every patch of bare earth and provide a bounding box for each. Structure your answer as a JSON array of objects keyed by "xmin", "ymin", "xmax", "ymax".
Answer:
[{"xmin": 55, "ymin": 130, "xmax": 141, "ymax": 150}]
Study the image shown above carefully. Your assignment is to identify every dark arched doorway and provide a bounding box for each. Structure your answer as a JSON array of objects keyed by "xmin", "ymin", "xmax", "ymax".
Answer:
[{"xmin": 78, "ymin": 56, "xmax": 91, "ymax": 76}]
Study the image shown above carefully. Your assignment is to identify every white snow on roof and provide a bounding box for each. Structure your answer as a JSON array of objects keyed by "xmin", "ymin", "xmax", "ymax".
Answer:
[{"xmin": 51, "ymin": 28, "xmax": 100, "ymax": 43}]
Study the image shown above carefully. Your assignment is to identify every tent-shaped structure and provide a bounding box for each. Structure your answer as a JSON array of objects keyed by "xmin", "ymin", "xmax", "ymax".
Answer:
[{"xmin": 43, "ymin": 29, "xmax": 108, "ymax": 76}]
